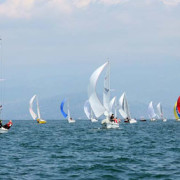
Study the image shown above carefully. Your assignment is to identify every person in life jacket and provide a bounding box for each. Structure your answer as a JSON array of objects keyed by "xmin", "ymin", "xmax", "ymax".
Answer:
[
  {"xmin": 3, "ymin": 120, "xmax": 13, "ymax": 129},
  {"xmin": 113, "ymin": 118, "xmax": 118, "ymax": 123}
]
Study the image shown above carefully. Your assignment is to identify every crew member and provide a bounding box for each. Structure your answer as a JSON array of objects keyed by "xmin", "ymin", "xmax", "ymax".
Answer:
[{"xmin": 3, "ymin": 120, "xmax": 13, "ymax": 129}]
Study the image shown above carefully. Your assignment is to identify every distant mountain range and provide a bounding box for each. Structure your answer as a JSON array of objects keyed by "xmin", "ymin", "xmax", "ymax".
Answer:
[{"xmin": 1, "ymin": 92, "xmax": 175, "ymax": 120}]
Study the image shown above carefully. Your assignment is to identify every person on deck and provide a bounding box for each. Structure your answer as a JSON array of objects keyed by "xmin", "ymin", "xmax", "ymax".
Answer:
[
  {"xmin": 110, "ymin": 114, "xmax": 115, "ymax": 122},
  {"xmin": 3, "ymin": 120, "xmax": 13, "ymax": 129}
]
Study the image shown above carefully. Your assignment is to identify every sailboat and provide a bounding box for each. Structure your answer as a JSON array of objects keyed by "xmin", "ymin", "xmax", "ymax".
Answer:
[
  {"xmin": 0, "ymin": 39, "xmax": 12, "ymax": 133},
  {"xmin": 29, "ymin": 95, "xmax": 46, "ymax": 124},
  {"xmin": 84, "ymin": 100, "xmax": 98, "ymax": 122},
  {"xmin": 174, "ymin": 96, "xmax": 180, "ymax": 121},
  {"xmin": 88, "ymin": 61, "xmax": 119, "ymax": 129},
  {"xmin": 119, "ymin": 92, "xmax": 137, "ymax": 123},
  {"xmin": 157, "ymin": 103, "xmax": 167, "ymax": 122},
  {"xmin": 60, "ymin": 99, "xmax": 75, "ymax": 123},
  {"xmin": 148, "ymin": 101, "xmax": 156, "ymax": 121}
]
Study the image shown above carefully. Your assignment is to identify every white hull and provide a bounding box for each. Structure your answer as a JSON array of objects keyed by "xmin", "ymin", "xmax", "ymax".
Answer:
[
  {"xmin": 91, "ymin": 118, "xmax": 98, "ymax": 122},
  {"xmin": 68, "ymin": 119, "xmax": 75, "ymax": 123},
  {"xmin": 162, "ymin": 118, "xmax": 167, "ymax": 122},
  {"xmin": 150, "ymin": 118, "xmax": 156, "ymax": 121},
  {"xmin": 124, "ymin": 119, "xmax": 137, "ymax": 124},
  {"xmin": 0, "ymin": 127, "xmax": 8, "ymax": 134},
  {"xmin": 101, "ymin": 118, "xmax": 119, "ymax": 129},
  {"xmin": 129, "ymin": 119, "xmax": 137, "ymax": 124},
  {"xmin": 176, "ymin": 119, "xmax": 180, "ymax": 122}
]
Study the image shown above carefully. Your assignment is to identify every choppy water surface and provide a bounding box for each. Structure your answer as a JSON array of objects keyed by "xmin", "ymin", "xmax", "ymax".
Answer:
[{"xmin": 0, "ymin": 120, "xmax": 180, "ymax": 180}]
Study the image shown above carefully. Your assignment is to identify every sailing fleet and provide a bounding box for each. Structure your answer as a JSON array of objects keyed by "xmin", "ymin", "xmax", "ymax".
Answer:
[{"xmin": 1, "ymin": 61, "xmax": 180, "ymax": 133}]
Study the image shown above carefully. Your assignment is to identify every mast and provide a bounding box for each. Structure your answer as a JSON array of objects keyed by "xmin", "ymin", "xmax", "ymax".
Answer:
[{"xmin": 0, "ymin": 38, "xmax": 3, "ymax": 120}]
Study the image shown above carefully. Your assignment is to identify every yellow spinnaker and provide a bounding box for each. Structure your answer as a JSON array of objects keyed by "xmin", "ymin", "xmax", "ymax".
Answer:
[{"xmin": 174, "ymin": 102, "xmax": 179, "ymax": 120}]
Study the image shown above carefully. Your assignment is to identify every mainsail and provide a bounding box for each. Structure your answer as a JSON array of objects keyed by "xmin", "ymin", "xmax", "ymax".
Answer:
[
  {"xmin": 36, "ymin": 96, "xmax": 41, "ymax": 119},
  {"xmin": 88, "ymin": 62, "xmax": 108, "ymax": 118},
  {"xmin": 157, "ymin": 103, "xmax": 163, "ymax": 119},
  {"xmin": 60, "ymin": 99, "xmax": 68, "ymax": 118},
  {"xmin": 109, "ymin": 96, "xmax": 116, "ymax": 115},
  {"xmin": 148, "ymin": 101, "xmax": 156, "ymax": 119},
  {"xmin": 119, "ymin": 93, "xmax": 131, "ymax": 119},
  {"xmin": 29, "ymin": 95, "xmax": 37, "ymax": 120},
  {"xmin": 84, "ymin": 100, "xmax": 91, "ymax": 119},
  {"xmin": 103, "ymin": 62, "xmax": 110, "ymax": 114}
]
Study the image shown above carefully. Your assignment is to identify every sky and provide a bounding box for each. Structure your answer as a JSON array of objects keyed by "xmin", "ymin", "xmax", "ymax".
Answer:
[{"xmin": 0, "ymin": 0, "xmax": 180, "ymax": 120}]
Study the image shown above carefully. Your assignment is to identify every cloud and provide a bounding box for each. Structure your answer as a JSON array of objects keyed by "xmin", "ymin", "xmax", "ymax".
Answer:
[
  {"xmin": 0, "ymin": 0, "xmax": 35, "ymax": 18},
  {"xmin": 160, "ymin": 0, "xmax": 180, "ymax": 6},
  {"xmin": 0, "ymin": 0, "xmax": 179, "ymax": 19}
]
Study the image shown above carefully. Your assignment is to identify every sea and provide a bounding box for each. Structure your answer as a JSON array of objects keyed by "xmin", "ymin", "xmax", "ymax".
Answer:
[{"xmin": 0, "ymin": 120, "xmax": 180, "ymax": 180}]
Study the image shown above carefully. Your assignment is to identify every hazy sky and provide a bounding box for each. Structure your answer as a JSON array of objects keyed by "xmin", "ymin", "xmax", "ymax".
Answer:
[{"xmin": 0, "ymin": 0, "xmax": 180, "ymax": 119}]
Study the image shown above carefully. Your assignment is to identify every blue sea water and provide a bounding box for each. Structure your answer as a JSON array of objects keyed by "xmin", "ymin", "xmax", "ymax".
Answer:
[{"xmin": 0, "ymin": 120, "xmax": 180, "ymax": 180}]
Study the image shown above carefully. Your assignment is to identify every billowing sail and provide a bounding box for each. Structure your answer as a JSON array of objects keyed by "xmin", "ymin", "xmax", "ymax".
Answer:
[
  {"xmin": 174, "ymin": 102, "xmax": 180, "ymax": 119},
  {"xmin": 103, "ymin": 62, "xmax": 110, "ymax": 113},
  {"xmin": 119, "ymin": 93, "xmax": 131, "ymax": 119},
  {"xmin": 174, "ymin": 97, "xmax": 180, "ymax": 120},
  {"xmin": 109, "ymin": 96, "xmax": 116, "ymax": 115},
  {"xmin": 84, "ymin": 100, "xmax": 91, "ymax": 119},
  {"xmin": 60, "ymin": 99, "xmax": 68, "ymax": 118},
  {"xmin": 157, "ymin": 103, "xmax": 163, "ymax": 119},
  {"xmin": 88, "ymin": 62, "xmax": 108, "ymax": 118},
  {"xmin": 148, "ymin": 101, "xmax": 156, "ymax": 119},
  {"xmin": 29, "ymin": 95, "xmax": 37, "ymax": 120},
  {"xmin": 177, "ymin": 96, "xmax": 180, "ymax": 114},
  {"xmin": 36, "ymin": 96, "xmax": 41, "ymax": 119}
]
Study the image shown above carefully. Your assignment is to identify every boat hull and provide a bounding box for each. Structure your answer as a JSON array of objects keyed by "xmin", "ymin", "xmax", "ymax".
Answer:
[
  {"xmin": 150, "ymin": 118, "xmax": 156, "ymax": 121},
  {"xmin": 68, "ymin": 119, "xmax": 75, "ymax": 123},
  {"xmin": 176, "ymin": 119, "xmax": 180, "ymax": 122},
  {"xmin": 124, "ymin": 119, "xmax": 137, "ymax": 124},
  {"xmin": 0, "ymin": 127, "xmax": 8, "ymax": 134},
  {"xmin": 162, "ymin": 119, "xmax": 167, "ymax": 122},
  {"xmin": 101, "ymin": 118, "xmax": 119, "ymax": 129},
  {"xmin": 91, "ymin": 118, "xmax": 98, "ymax": 122},
  {"xmin": 37, "ymin": 119, "xmax": 46, "ymax": 124}
]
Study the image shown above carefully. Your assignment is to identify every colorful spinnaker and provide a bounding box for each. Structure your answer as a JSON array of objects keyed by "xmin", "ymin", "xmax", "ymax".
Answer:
[{"xmin": 174, "ymin": 96, "xmax": 180, "ymax": 121}]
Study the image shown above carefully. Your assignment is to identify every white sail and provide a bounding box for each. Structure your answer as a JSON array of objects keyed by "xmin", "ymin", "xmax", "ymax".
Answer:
[
  {"xmin": 84, "ymin": 100, "xmax": 91, "ymax": 119},
  {"xmin": 88, "ymin": 62, "xmax": 108, "ymax": 118},
  {"xmin": 109, "ymin": 96, "xmax": 116, "ymax": 115},
  {"xmin": 36, "ymin": 96, "xmax": 41, "ymax": 119},
  {"xmin": 119, "ymin": 93, "xmax": 131, "ymax": 119},
  {"xmin": 29, "ymin": 95, "xmax": 37, "ymax": 120},
  {"xmin": 157, "ymin": 103, "xmax": 163, "ymax": 119},
  {"xmin": 103, "ymin": 62, "xmax": 110, "ymax": 114},
  {"xmin": 148, "ymin": 101, "xmax": 156, "ymax": 119}
]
